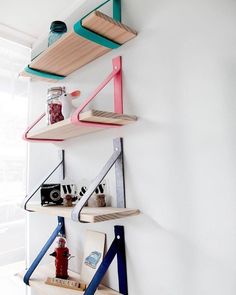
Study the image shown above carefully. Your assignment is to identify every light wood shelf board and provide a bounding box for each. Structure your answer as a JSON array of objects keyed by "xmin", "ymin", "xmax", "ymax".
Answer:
[
  {"xmin": 26, "ymin": 11, "xmax": 137, "ymax": 77},
  {"xmin": 17, "ymin": 263, "xmax": 121, "ymax": 295},
  {"xmin": 20, "ymin": 70, "xmax": 59, "ymax": 83},
  {"xmin": 82, "ymin": 11, "xmax": 137, "ymax": 44},
  {"xmin": 28, "ymin": 110, "xmax": 137, "ymax": 140},
  {"xmin": 27, "ymin": 203, "xmax": 140, "ymax": 223},
  {"xmin": 28, "ymin": 118, "xmax": 106, "ymax": 140},
  {"xmin": 30, "ymin": 32, "xmax": 109, "ymax": 76},
  {"xmin": 79, "ymin": 110, "xmax": 137, "ymax": 125}
]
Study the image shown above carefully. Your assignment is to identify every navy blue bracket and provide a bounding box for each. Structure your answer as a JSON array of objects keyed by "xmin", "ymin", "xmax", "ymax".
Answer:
[
  {"xmin": 23, "ymin": 216, "xmax": 65, "ymax": 285},
  {"xmin": 22, "ymin": 150, "xmax": 65, "ymax": 211},
  {"xmin": 85, "ymin": 225, "xmax": 128, "ymax": 295},
  {"xmin": 74, "ymin": 0, "xmax": 122, "ymax": 49}
]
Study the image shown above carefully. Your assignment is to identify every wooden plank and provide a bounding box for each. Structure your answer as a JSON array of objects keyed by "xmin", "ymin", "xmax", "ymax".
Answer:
[
  {"xmin": 17, "ymin": 263, "xmax": 121, "ymax": 295},
  {"xmin": 20, "ymin": 70, "xmax": 59, "ymax": 83},
  {"xmin": 22, "ymin": 11, "xmax": 137, "ymax": 78},
  {"xmin": 45, "ymin": 277, "xmax": 86, "ymax": 291},
  {"xmin": 26, "ymin": 203, "xmax": 140, "ymax": 223},
  {"xmin": 79, "ymin": 110, "xmax": 137, "ymax": 125},
  {"xmin": 27, "ymin": 110, "xmax": 137, "ymax": 140},
  {"xmin": 30, "ymin": 32, "xmax": 109, "ymax": 76},
  {"xmin": 28, "ymin": 117, "xmax": 107, "ymax": 140},
  {"xmin": 82, "ymin": 11, "xmax": 137, "ymax": 44}
]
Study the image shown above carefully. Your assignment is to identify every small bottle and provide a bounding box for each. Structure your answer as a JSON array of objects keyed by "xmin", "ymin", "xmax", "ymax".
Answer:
[
  {"xmin": 47, "ymin": 87, "xmax": 65, "ymax": 125},
  {"xmin": 48, "ymin": 21, "xmax": 67, "ymax": 47}
]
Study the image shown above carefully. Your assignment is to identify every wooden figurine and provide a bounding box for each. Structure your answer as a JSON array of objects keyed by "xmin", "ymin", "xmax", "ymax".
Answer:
[
  {"xmin": 63, "ymin": 194, "xmax": 73, "ymax": 207},
  {"xmin": 61, "ymin": 184, "xmax": 77, "ymax": 207},
  {"xmin": 50, "ymin": 237, "xmax": 71, "ymax": 279}
]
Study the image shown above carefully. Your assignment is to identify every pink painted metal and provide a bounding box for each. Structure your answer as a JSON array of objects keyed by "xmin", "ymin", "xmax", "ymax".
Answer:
[
  {"xmin": 23, "ymin": 112, "xmax": 64, "ymax": 142},
  {"xmin": 113, "ymin": 56, "xmax": 123, "ymax": 114},
  {"xmin": 23, "ymin": 56, "xmax": 123, "ymax": 142},
  {"xmin": 71, "ymin": 56, "xmax": 123, "ymax": 125}
]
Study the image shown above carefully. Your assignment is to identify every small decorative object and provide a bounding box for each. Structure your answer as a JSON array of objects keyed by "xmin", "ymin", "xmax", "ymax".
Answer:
[
  {"xmin": 40, "ymin": 184, "xmax": 63, "ymax": 206},
  {"xmin": 48, "ymin": 21, "xmax": 67, "ymax": 47},
  {"xmin": 93, "ymin": 183, "xmax": 106, "ymax": 207},
  {"xmin": 61, "ymin": 184, "xmax": 77, "ymax": 207},
  {"xmin": 50, "ymin": 237, "xmax": 70, "ymax": 279},
  {"xmin": 47, "ymin": 87, "xmax": 65, "ymax": 125},
  {"xmin": 85, "ymin": 251, "xmax": 102, "ymax": 269},
  {"xmin": 92, "ymin": 194, "xmax": 106, "ymax": 207},
  {"xmin": 78, "ymin": 182, "xmax": 106, "ymax": 207},
  {"xmin": 45, "ymin": 277, "xmax": 87, "ymax": 291},
  {"xmin": 63, "ymin": 195, "xmax": 73, "ymax": 207},
  {"xmin": 79, "ymin": 186, "xmax": 87, "ymax": 199},
  {"xmin": 80, "ymin": 230, "xmax": 105, "ymax": 284},
  {"xmin": 60, "ymin": 90, "xmax": 81, "ymax": 119}
]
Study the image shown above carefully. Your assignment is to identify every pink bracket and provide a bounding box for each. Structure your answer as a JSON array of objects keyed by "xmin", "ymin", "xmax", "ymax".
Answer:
[
  {"xmin": 23, "ymin": 56, "xmax": 123, "ymax": 142},
  {"xmin": 23, "ymin": 112, "xmax": 64, "ymax": 142},
  {"xmin": 70, "ymin": 56, "xmax": 123, "ymax": 126}
]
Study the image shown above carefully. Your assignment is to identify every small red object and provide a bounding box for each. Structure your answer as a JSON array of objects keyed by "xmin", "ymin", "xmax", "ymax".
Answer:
[{"xmin": 50, "ymin": 237, "xmax": 70, "ymax": 279}]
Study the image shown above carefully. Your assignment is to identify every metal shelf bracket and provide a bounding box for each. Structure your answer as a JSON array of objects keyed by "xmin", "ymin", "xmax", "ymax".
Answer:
[
  {"xmin": 22, "ymin": 150, "xmax": 65, "ymax": 211},
  {"xmin": 85, "ymin": 225, "xmax": 128, "ymax": 295},
  {"xmin": 23, "ymin": 56, "xmax": 123, "ymax": 142},
  {"xmin": 23, "ymin": 216, "xmax": 65, "ymax": 285},
  {"xmin": 71, "ymin": 137, "xmax": 125, "ymax": 222}
]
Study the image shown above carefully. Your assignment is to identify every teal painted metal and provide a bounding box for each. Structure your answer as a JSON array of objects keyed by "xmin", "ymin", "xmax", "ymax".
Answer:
[
  {"xmin": 73, "ymin": 0, "xmax": 122, "ymax": 49},
  {"xmin": 113, "ymin": 0, "xmax": 121, "ymax": 22},
  {"xmin": 74, "ymin": 21, "xmax": 120, "ymax": 49},
  {"xmin": 24, "ymin": 66, "xmax": 65, "ymax": 81}
]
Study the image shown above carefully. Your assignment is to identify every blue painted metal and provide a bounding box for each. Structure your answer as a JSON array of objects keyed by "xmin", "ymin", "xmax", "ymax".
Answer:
[
  {"xmin": 73, "ymin": 0, "xmax": 122, "ymax": 49},
  {"xmin": 84, "ymin": 225, "xmax": 128, "ymax": 295},
  {"xmin": 24, "ymin": 66, "xmax": 65, "ymax": 80},
  {"xmin": 115, "ymin": 226, "xmax": 128, "ymax": 294},
  {"xmin": 23, "ymin": 217, "xmax": 65, "ymax": 285}
]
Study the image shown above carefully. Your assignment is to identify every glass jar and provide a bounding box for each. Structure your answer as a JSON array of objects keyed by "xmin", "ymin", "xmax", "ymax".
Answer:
[
  {"xmin": 48, "ymin": 21, "xmax": 67, "ymax": 47},
  {"xmin": 47, "ymin": 87, "xmax": 65, "ymax": 125}
]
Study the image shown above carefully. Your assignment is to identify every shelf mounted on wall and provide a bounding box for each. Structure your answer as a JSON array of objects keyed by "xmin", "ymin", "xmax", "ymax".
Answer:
[
  {"xmin": 23, "ymin": 216, "xmax": 65, "ymax": 285},
  {"xmin": 22, "ymin": 137, "xmax": 139, "ymax": 223},
  {"xmin": 71, "ymin": 137, "xmax": 126, "ymax": 222},
  {"xmin": 23, "ymin": 56, "xmax": 137, "ymax": 142},
  {"xmin": 20, "ymin": 0, "xmax": 137, "ymax": 82},
  {"xmin": 21, "ymin": 225, "xmax": 128, "ymax": 295}
]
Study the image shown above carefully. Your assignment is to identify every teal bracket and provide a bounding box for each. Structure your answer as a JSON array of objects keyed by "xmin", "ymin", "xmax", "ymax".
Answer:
[
  {"xmin": 74, "ymin": 0, "xmax": 122, "ymax": 49},
  {"xmin": 25, "ymin": 0, "xmax": 122, "ymax": 79},
  {"xmin": 24, "ymin": 66, "xmax": 66, "ymax": 81}
]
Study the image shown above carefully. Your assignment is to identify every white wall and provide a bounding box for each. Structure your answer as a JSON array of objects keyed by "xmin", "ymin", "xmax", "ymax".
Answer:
[{"xmin": 27, "ymin": 0, "xmax": 236, "ymax": 294}]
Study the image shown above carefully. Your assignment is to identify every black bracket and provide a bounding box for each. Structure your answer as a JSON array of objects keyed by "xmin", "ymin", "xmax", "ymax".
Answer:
[{"xmin": 22, "ymin": 150, "xmax": 65, "ymax": 211}]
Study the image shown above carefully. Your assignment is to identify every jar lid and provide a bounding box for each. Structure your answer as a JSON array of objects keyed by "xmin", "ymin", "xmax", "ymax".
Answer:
[
  {"xmin": 50, "ymin": 21, "xmax": 67, "ymax": 33},
  {"xmin": 47, "ymin": 87, "xmax": 65, "ymax": 93},
  {"xmin": 47, "ymin": 86, "xmax": 65, "ymax": 99}
]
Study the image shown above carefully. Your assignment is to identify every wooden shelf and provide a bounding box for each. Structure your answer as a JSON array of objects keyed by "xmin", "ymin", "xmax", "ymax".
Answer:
[
  {"xmin": 27, "ymin": 203, "xmax": 140, "ymax": 223},
  {"xmin": 17, "ymin": 263, "xmax": 121, "ymax": 295},
  {"xmin": 21, "ymin": 10, "xmax": 137, "ymax": 81},
  {"xmin": 27, "ymin": 110, "xmax": 137, "ymax": 140}
]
